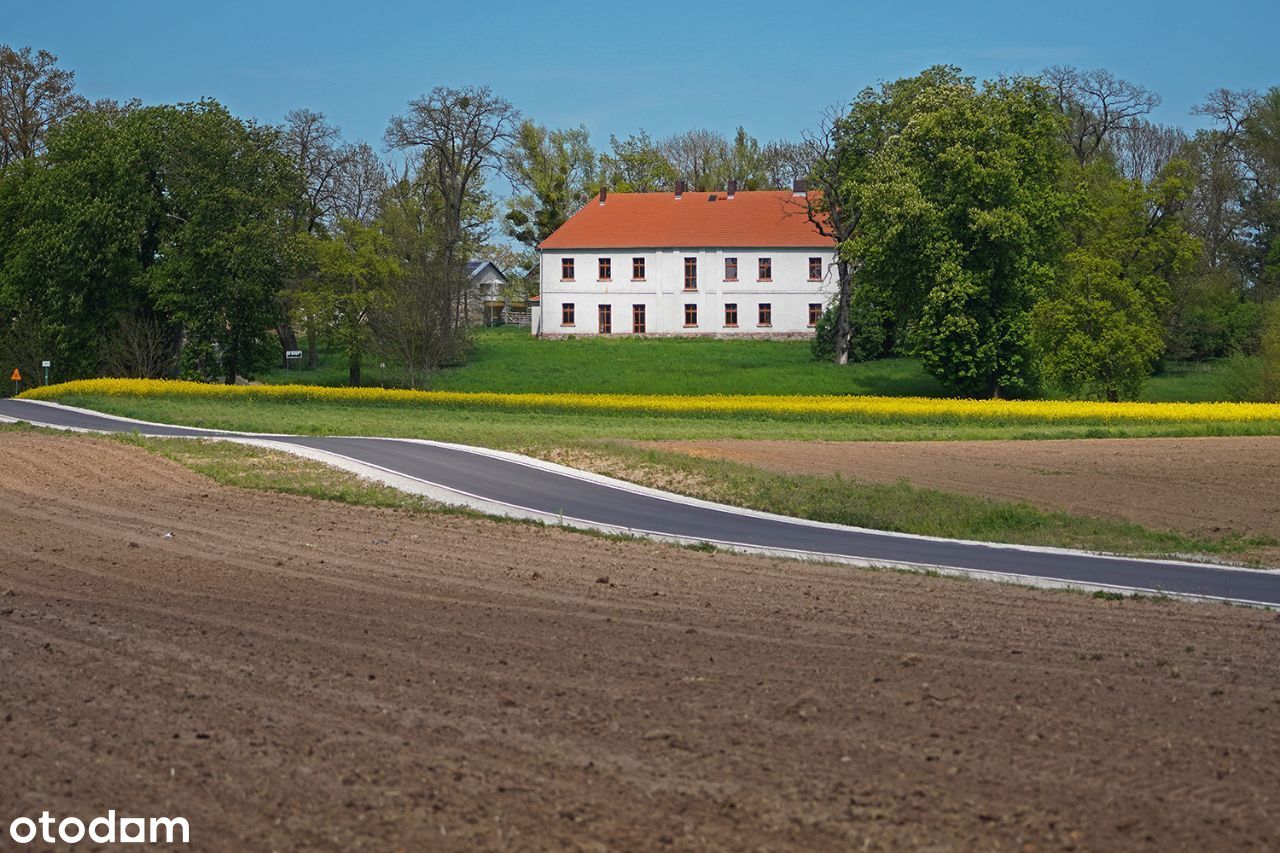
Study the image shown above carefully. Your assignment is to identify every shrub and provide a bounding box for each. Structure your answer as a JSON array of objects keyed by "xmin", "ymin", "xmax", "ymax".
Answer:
[{"xmin": 810, "ymin": 290, "xmax": 892, "ymax": 363}]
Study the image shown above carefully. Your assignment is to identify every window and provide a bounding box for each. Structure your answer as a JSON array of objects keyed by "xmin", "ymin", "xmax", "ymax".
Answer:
[
  {"xmin": 724, "ymin": 257, "xmax": 738, "ymax": 281},
  {"xmin": 724, "ymin": 303, "xmax": 738, "ymax": 327},
  {"xmin": 808, "ymin": 257, "xmax": 823, "ymax": 281},
  {"xmin": 809, "ymin": 303, "xmax": 823, "ymax": 327},
  {"xmin": 561, "ymin": 303, "xmax": 575, "ymax": 326},
  {"xmin": 598, "ymin": 304, "xmax": 612, "ymax": 334},
  {"xmin": 758, "ymin": 257, "xmax": 772, "ymax": 281},
  {"xmin": 684, "ymin": 303, "xmax": 698, "ymax": 327},
  {"xmin": 758, "ymin": 303, "xmax": 772, "ymax": 327},
  {"xmin": 598, "ymin": 258, "xmax": 611, "ymax": 281},
  {"xmin": 632, "ymin": 257, "xmax": 645, "ymax": 280},
  {"xmin": 684, "ymin": 257, "xmax": 698, "ymax": 290},
  {"xmin": 561, "ymin": 258, "xmax": 575, "ymax": 280},
  {"xmin": 633, "ymin": 304, "xmax": 646, "ymax": 333}
]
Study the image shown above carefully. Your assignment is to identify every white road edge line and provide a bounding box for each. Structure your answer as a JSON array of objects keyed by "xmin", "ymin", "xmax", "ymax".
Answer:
[{"xmin": 4, "ymin": 402, "xmax": 1276, "ymax": 609}]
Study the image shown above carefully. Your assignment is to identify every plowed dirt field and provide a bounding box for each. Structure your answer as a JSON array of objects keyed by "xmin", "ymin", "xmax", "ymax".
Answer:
[{"xmin": 2, "ymin": 433, "xmax": 1277, "ymax": 850}]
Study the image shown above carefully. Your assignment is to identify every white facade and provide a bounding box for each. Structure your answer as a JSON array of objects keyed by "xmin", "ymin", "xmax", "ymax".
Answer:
[{"xmin": 536, "ymin": 247, "xmax": 837, "ymax": 336}]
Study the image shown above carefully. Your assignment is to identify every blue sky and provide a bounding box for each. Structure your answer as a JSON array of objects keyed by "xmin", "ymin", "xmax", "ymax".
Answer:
[{"xmin": 6, "ymin": 0, "xmax": 1278, "ymax": 149}]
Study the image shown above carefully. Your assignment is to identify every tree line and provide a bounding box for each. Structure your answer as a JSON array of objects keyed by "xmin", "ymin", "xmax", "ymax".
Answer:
[
  {"xmin": 1, "ymin": 45, "xmax": 1277, "ymax": 399},
  {"xmin": 809, "ymin": 65, "xmax": 1280, "ymax": 400}
]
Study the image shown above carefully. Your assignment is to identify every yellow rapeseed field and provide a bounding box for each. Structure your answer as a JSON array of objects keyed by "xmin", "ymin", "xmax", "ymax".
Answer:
[{"xmin": 19, "ymin": 377, "xmax": 1280, "ymax": 424}]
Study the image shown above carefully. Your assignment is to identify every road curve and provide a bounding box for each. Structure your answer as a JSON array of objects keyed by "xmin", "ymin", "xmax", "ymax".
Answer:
[{"xmin": 3, "ymin": 397, "xmax": 1278, "ymax": 607}]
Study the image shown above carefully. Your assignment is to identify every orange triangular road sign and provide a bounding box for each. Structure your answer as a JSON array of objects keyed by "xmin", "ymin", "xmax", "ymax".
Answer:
[{"xmin": 9, "ymin": 369, "xmax": 20, "ymax": 382}]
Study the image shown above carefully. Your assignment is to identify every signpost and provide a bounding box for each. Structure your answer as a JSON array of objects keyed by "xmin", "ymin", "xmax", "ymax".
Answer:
[
  {"xmin": 41, "ymin": 359, "xmax": 50, "ymax": 386},
  {"xmin": 10, "ymin": 368, "xmax": 20, "ymax": 396},
  {"xmin": 284, "ymin": 350, "xmax": 303, "ymax": 372}
]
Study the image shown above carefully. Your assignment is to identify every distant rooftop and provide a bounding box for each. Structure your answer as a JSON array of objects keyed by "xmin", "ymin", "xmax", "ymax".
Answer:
[{"xmin": 467, "ymin": 259, "xmax": 508, "ymax": 281}]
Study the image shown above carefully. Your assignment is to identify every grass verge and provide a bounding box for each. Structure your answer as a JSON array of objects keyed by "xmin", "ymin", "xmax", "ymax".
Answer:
[
  {"xmin": 525, "ymin": 443, "xmax": 1278, "ymax": 565},
  {"xmin": 115, "ymin": 434, "xmax": 458, "ymax": 515}
]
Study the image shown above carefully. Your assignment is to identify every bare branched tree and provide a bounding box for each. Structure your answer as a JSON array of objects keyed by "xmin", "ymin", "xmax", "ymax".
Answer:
[
  {"xmin": 660, "ymin": 128, "xmax": 730, "ymax": 191},
  {"xmin": 1112, "ymin": 120, "xmax": 1189, "ymax": 184},
  {"xmin": 1044, "ymin": 66, "xmax": 1161, "ymax": 166},
  {"xmin": 1190, "ymin": 89, "xmax": 1260, "ymax": 269},
  {"xmin": 281, "ymin": 108, "xmax": 353, "ymax": 234},
  {"xmin": 0, "ymin": 44, "xmax": 87, "ymax": 166},
  {"xmin": 761, "ymin": 139, "xmax": 813, "ymax": 190},
  {"xmin": 385, "ymin": 86, "xmax": 518, "ymax": 378},
  {"xmin": 101, "ymin": 314, "xmax": 180, "ymax": 379},
  {"xmin": 334, "ymin": 141, "xmax": 389, "ymax": 224},
  {"xmin": 1194, "ymin": 88, "xmax": 1256, "ymax": 140}
]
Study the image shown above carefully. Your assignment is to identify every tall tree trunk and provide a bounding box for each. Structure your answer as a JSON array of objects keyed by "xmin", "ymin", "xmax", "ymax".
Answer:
[
  {"xmin": 276, "ymin": 322, "xmax": 298, "ymax": 368},
  {"xmin": 348, "ymin": 355, "xmax": 361, "ymax": 387},
  {"xmin": 834, "ymin": 259, "xmax": 853, "ymax": 366},
  {"xmin": 442, "ymin": 237, "xmax": 459, "ymax": 347}
]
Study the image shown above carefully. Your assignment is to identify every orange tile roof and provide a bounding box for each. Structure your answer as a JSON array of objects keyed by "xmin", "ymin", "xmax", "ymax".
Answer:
[{"xmin": 539, "ymin": 190, "xmax": 834, "ymax": 250}]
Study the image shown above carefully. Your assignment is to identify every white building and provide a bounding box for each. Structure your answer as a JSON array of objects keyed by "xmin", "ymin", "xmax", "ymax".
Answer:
[{"xmin": 533, "ymin": 182, "xmax": 837, "ymax": 337}]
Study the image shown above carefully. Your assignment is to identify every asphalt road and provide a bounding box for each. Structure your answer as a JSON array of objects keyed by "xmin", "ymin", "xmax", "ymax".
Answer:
[{"xmin": 4, "ymin": 397, "xmax": 1279, "ymax": 606}]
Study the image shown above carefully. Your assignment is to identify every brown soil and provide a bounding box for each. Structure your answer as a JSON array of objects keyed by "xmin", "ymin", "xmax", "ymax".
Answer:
[
  {"xmin": 646, "ymin": 436, "xmax": 1280, "ymax": 545},
  {"xmin": 2, "ymin": 433, "xmax": 1279, "ymax": 851}
]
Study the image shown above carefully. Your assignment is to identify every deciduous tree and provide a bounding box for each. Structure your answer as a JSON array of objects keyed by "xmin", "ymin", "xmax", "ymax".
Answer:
[
  {"xmin": 311, "ymin": 219, "xmax": 398, "ymax": 386},
  {"xmin": 1032, "ymin": 158, "xmax": 1199, "ymax": 399},
  {"xmin": 147, "ymin": 101, "xmax": 296, "ymax": 383},
  {"xmin": 838, "ymin": 68, "xmax": 1067, "ymax": 396},
  {"xmin": 0, "ymin": 45, "xmax": 87, "ymax": 166},
  {"xmin": 385, "ymin": 86, "xmax": 517, "ymax": 378},
  {"xmin": 503, "ymin": 120, "xmax": 597, "ymax": 248},
  {"xmin": 597, "ymin": 131, "xmax": 676, "ymax": 192},
  {"xmin": 0, "ymin": 106, "xmax": 162, "ymax": 379}
]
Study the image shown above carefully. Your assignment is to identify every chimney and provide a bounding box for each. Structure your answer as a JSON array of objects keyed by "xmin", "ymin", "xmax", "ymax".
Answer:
[
  {"xmin": 792, "ymin": 179, "xmax": 808, "ymax": 197},
  {"xmin": 599, "ymin": 187, "xmax": 607, "ymax": 205},
  {"xmin": 675, "ymin": 180, "xmax": 686, "ymax": 199},
  {"xmin": 727, "ymin": 179, "xmax": 737, "ymax": 199}
]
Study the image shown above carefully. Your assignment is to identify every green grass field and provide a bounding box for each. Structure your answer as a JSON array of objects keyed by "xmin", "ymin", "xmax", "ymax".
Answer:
[
  {"xmin": 265, "ymin": 328, "xmax": 947, "ymax": 396},
  {"xmin": 260, "ymin": 326, "xmax": 1263, "ymax": 402}
]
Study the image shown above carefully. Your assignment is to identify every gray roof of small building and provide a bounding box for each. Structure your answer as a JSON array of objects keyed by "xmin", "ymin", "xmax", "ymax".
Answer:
[{"xmin": 467, "ymin": 259, "xmax": 509, "ymax": 282}]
